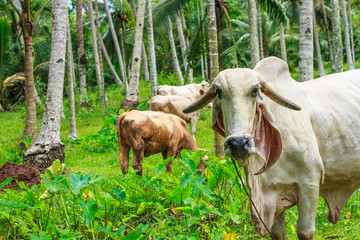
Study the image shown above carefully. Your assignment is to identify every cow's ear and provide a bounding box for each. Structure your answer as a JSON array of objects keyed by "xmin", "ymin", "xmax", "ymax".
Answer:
[
  {"xmin": 211, "ymin": 99, "xmax": 226, "ymax": 137},
  {"xmin": 254, "ymin": 104, "xmax": 282, "ymax": 175}
]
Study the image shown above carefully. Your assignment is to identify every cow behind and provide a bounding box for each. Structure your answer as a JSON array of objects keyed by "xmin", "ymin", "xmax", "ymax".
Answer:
[
  {"xmin": 157, "ymin": 81, "xmax": 210, "ymax": 96},
  {"xmin": 116, "ymin": 110, "xmax": 207, "ymax": 177}
]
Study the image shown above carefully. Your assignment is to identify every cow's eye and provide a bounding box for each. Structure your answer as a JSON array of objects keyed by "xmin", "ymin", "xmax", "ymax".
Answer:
[
  {"xmin": 251, "ymin": 87, "xmax": 259, "ymax": 97},
  {"xmin": 216, "ymin": 88, "xmax": 222, "ymax": 99}
]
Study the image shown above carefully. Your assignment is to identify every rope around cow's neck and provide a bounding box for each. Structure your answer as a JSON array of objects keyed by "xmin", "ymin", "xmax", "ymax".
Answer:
[{"xmin": 231, "ymin": 158, "xmax": 276, "ymax": 240}]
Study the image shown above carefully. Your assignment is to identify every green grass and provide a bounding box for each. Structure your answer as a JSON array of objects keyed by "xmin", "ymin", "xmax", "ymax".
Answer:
[{"xmin": 1, "ymin": 81, "xmax": 360, "ymax": 239}]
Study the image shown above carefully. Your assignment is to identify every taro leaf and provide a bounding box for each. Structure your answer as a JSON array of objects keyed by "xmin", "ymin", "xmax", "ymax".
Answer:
[
  {"xmin": 70, "ymin": 173, "xmax": 92, "ymax": 195},
  {"xmin": 97, "ymin": 226, "xmax": 125, "ymax": 237},
  {"xmin": 113, "ymin": 189, "xmax": 126, "ymax": 202},
  {"xmin": 184, "ymin": 158, "xmax": 197, "ymax": 173},
  {"xmin": 0, "ymin": 199, "xmax": 36, "ymax": 209},
  {"xmin": 89, "ymin": 174, "xmax": 103, "ymax": 184},
  {"xmin": 191, "ymin": 176, "xmax": 215, "ymax": 200},
  {"xmin": 28, "ymin": 231, "xmax": 52, "ymax": 240},
  {"xmin": 78, "ymin": 196, "xmax": 98, "ymax": 221},
  {"xmin": 179, "ymin": 172, "xmax": 193, "ymax": 188},
  {"xmin": 45, "ymin": 159, "xmax": 65, "ymax": 178},
  {"xmin": 41, "ymin": 174, "xmax": 69, "ymax": 193},
  {"xmin": 190, "ymin": 150, "xmax": 206, "ymax": 165},
  {"xmin": 121, "ymin": 230, "xmax": 142, "ymax": 240},
  {"xmin": 173, "ymin": 186, "xmax": 192, "ymax": 204},
  {"xmin": 154, "ymin": 202, "xmax": 168, "ymax": 216},
  {"xmin": 137, "ymin": 202, "xmax": 152, "ymax": 215},
  {"xmin": 0, "ymin": 177, "xmax": 13, "ymax": 188},
  {"xmin": 155, "ymin": 156, "xmax": 174, "ymax": 174}
]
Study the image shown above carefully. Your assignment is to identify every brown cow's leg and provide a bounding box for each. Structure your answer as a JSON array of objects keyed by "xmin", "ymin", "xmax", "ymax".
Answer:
[
  {"xmin": 190, "ymin": 118, "xmax": 196, "ymax": 140},
  {"xmin": 164, "ymin": 149, "xmax": 176, "ymax": 174},
  {"xmin": 132, "ymin": 147, "xmax": 144, "ymax": 177},
  {"xmin": 119, "ymin": 143, "xmax": 130, "ymax": 175}
]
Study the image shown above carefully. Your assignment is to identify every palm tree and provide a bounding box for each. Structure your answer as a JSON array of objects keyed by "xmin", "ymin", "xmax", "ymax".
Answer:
[
  {"xmin": 331, "ymin": 0, "xmax": 343, "ymax": 72},
  {"xmin": 95, "ymin": 0, "xmax": 106, "ymax": 89},
  {"xmin": 168, "ymin": 17, "xmax": 184, "ymax": 85},
  {"xmin": 247, "ymin": 0, "xmax": 260, "ymax": 68},
  {"xmin": 176, "ymin": 14, "xmax": 193, "ymax": 82},
  {"xmin": 86, "ymin": 0, "xmax": 106, "ymax": 114},
  {"xmin": 66, "ymin": 22, "xmax": 78, "ymax": 140},
  {"xmin": 340, "ymin": 0, "xmax": 354, "ymax": 70},
  {"xmin": 9, "ymin": 0, "xmax": 50, "ymax": 141},
  {"xmin": 25, "ymin": 0, "xmax": 67, "ymax": 167},
  {"xmin": 146, "ymin": 0, "xmax": 158, "ymax": 97},
  {"xmin": 298, "ymin": 0, "xmax": 313, "ymax": 82},
  {"xmin": 348, "ymin": 0, "xmax": 355, "ymax": 65},
  {"xmin": 120, "ymin": 0, "xmax": 146, "ymax": 110},
  {"xmin": 313, "ymin": 8, "xmax": 325, "ymax": 76},
  {"xmin": 76, "ymin": 0, "xmax": 89, "ymax": 105},
  {"xmin": 319, "ymin": 0, "xmax": 335, "ymax": 72},
  {"xmin": 208, "ymin": 0, "xmax": 224, "ymax": 160},
  {"xmin": 279, "ymin": 23, "xmax": 287, "ymax": 62}
]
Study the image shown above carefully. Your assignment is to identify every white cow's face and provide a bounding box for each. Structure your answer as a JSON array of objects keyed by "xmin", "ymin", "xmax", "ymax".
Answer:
[
  {"xmin": 212, "ymin": 69, "xmax": 259, "ymax": 160},
  {"xmin": 183, "ymin": 68, "xmax": 301, "ymax": 174}
]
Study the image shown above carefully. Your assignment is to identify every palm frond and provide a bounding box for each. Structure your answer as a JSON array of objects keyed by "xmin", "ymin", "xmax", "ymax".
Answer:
[
  {"xmin": 34, "ymin": 61, "xmax": 49, "ymax": 74},
  {"xmin": 152, "ymin": 0, "xmax": 189, "ymax": 28},
  {"xmin": 0, "ymin": 17, "xmax": 12, "ymax": 81},
  {"xmin": 258, "ymin": 0, "xmax": 288, "ymax": 24}
]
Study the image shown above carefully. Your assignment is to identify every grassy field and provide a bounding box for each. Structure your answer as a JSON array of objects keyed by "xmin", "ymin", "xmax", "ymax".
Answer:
[{"xmin": 1, "ymin": 81, "xmax": 360, "ymax": 239}]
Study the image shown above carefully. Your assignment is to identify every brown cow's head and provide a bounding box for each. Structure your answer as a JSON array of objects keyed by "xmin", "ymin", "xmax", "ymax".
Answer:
[{"xmin": 183, "ymin": 69, "xmax": 301, "ymax": 174}]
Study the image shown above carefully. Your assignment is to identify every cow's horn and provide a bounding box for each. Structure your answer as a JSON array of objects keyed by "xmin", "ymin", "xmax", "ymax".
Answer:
[
  {"xmin": 183, "ymin": 86, "xmax": 216, "ymax": 113},
  {"xmin": 259, "ymin": 81, "xmax": 301, "ymax": 111}
]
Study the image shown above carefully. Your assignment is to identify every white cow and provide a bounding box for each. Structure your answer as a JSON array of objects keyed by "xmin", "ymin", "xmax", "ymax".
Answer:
[
  {"xmin": 157, "ymin": 81, "xmax": 210, "ymax": 96},
  {"xmin": 183, "ymin": 57, "xmax": 360, "ymax": 239}
]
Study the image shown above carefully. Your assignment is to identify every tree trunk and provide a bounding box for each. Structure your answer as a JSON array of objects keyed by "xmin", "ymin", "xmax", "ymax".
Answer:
[
  {"xmin": 298, "ymin": 0, "xmax": 313, "ymax": 82},
  {"xmin": 66, "ymin": 23, "xmax": 78, "ymax": 140},
  {"xmin": 348, "ymin": 0, "xmax": 355, "ymax": 66},
  {"xmin": 23, "ymin": 36, "xmax": 37, "ymax": 141},
  {"xmin": 247, "ymin": 0, "xmax": 260, "ymax": 68},
  {"xmin": 313, "ymin": 9, "xmax": 326, "ymax": 77},
  {"xmin": 331, "ymin": 0, "xmax": 343, "ymax": 72},
  {"xmin": 197, "ymin": 0, "xmax": 205, "ymax": 82},
  {"xmin": 279, "ymin": 23, "xmax": 287, "ymax": 62},
  {"xmin": 119, "ymin": 0, "xmax": 146, "ymax": 110},
  {"xmin": 25, "ymin": 0, "xmax": 68, "ymax": 167},
  {"xmin": 207, "ymin": 0, "xmax": 224, "ymax": 160},
  {"xmin": 167, "ymin": 18, "xmax": 184, "ymax": 85},
  {"xmin": 103, "ymin": 0, "xmax": 126, "ymax": 87},
  {"xmin": 340, "ymin": 0, "xmax": 354, "ymax": 70},
  {"xmin": 95, "ymin": 0, "xmax": 106, "ymax": 92},
  {"xmin": 76, "ymin": 0, "xmax": 89, "ymax": 105},
  {"xmin": 87, "ymin": 0, "xmax": 106, "ymax": 114},
  {"xmin": 176, "ymin": 15, "xmax": 193, "ymax": 83},
  {"xmin": 146, "ymin": 0, "xmax": 158, "ymax": 97},
  {"xmin": 180, "ymin": 11, "xmax": 193, "ymax": 82},
  {"xmin": 0, "ymin": 103, "xmax": 4, "ymax": 112},
  {"xmin": 319, "ymin": 0, "xmax": 335, "ymax": 72},
  {"xmin": 130, "ymin": 0, "xmax": 149, "ymax": 82},
  {"xmin": 258, "ymin": 10, "xmax": 264, "ymax": 59}
]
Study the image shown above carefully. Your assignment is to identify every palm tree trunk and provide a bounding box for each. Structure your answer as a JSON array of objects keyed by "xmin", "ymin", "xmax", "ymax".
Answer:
[
  {"xmin": 25, "ymin": 0, "xmax": 68, "ymax": 167},
  {"xmin": 95, "ymin": 0, "xmax": 106, "ymax": 89},
  {"xmin": 23, "ymin": 36, "xmax": 37, "ymax": 141},
  {"xmin": 319, "ymin": 0, "xmax": 335, "ymax": 72},
  {"xmin": 119, "ymin": 0, "xmax": 146, "ymax": 110},
  {"xmin": 298, "ymin": 0, "xmax": 313, "ymax": 82},
  {"xmin": 279, "ymin": 23, "xmax": 287, "ymax": 62},
  {"xmin": 340, "ymin": 0, "xmax": 354, "ymax": 70},
  {"xmin": 130, "ymin": 0, "xmax": 149, "ymax": 82},
  {"xmin": 208, "ymin": 0, "xmax": 224, "ymax": 160},
  {"xmin": 331, "ymin": 0, "xmax": 343, "ymax": 72},
  {"xmin": 313, "ymin": 9, "xmax": 325, "ymax": 77},
  {"xmin": 87, "ymin": 0, "xmax": 106, "ymax": 114},
  {"xmin": 146, "ymin": 0, "xmax": 158, "ymax": 97},
  {"xmin": 197, "ymin": 0, "xmax": 205, "ymax": 82},
  {"xmin": 348, "ymin": 0, "xmax": 355, "ymax": 66},
  {"xmin": 168, "ymin": 18, "xmax": 184, "ymax": 85},
  {"xmin": 103, "ymin": 0, "xmax": 126, "ymax": 87},
  {"xmin": 247, "ymin": 0, "xmax": 260, "ymax": 68},
  {"xmin": 176, "ymin": 15, "xmax": 193, "ymax": 83},
  {"xmin": 66, "ymin": 24, "xmax": 78, "ymax": 140},
  {"xmin": 180, "ymin": 11, "xmax": 193, "ymax": 82},
  {"xmin": 258, "ymin": 10, "xmax": 264, "ymax": 59},
  {"xmin": 76, "ymin": 0, "xmax": 89, "ymax": 105}
]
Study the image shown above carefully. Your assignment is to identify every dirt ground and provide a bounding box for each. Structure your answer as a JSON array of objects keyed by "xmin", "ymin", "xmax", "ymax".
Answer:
[{"xmin": 0, "ymin": 162, "xmax": 45, "ymax": 190}]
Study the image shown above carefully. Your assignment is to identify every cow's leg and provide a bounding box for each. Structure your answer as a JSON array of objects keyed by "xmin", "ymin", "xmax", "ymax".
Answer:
[
  {"xmin": 271, "ymin": 212, "xmax": 287, "ymax": 240},
  {"xmin": 296, "ymin": 186, "xmax": 319, "ymax": 240},
  {"xmin": 119, "ymin": 143, "xmax": 130, "ymax": 174},
  {"xmin": 190, "ymin": 119, "xmax": 196, "ymax": 140},
  {"xmin": 164, "ymin": 149, "xmax": 176, "ymax": 174},
  {"xmin": 132, "ymin": 145, "xmax": 145, "ymax": 177}
]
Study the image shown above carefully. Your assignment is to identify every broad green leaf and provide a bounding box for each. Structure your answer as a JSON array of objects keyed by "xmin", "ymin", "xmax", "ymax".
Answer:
[
  {"xmin": 97, "ymin": 226, "xmax": 124, "ymax": 237},
  {"xmin": 192, "ymin": 177, "xmax": 215, "ymax": 200},
  {"xmin": 78, "ymin": 196, "xmax": 98, "ymax": 221},
  {"xmin": 70, "ymin": 173, "xmax": 92, "ymax": 194},
  {"xmin": 41, "ymin": 174, "xmax": 69, "ymax": 193},
  {"xmin": 28, "ymin": 231, "xmax": 52, "ymax": 240},
  {"xmin": 137, "ymin": 202, "xmax": 152, "ymax": 215},
  {"xmin": 155, "ymin": 156, "xmax": 173, "ymax": 174},
  {"xmin": 179, "ymin": 172, "xmax": 193, "ymax": 188},
  {"xmin": 121, "ymin": 230, "xmax": 141, "ymax": 240},
  {"xmin": 0, "ymin": 177, "xmax": 13, "ymax": 188},
  {"xmin": 113, "ymin": 188, "xmax": 126, "ymax": 202},
  {"xmin": 45, "ymin": 159, "xmax": 65, "ymax": 178},
  {"xmin": 0, "ymin": 199, "xmax": 36, "ymax": 209}
]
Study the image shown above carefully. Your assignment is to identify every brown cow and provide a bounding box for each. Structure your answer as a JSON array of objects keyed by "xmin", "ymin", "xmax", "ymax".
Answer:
[{"xmin": 116, "ymin": 110, "xmax": 207, "ymax": 177}]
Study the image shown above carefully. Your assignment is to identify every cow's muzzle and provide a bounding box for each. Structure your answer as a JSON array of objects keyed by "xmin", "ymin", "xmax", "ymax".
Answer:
[{"xmin": 224, "ymin": 135, "xmax": 255, "ymax": 159}]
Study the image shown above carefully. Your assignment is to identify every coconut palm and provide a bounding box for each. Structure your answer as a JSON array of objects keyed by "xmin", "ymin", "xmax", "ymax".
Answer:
[
  {"xmin": 340, "ymin": 0, "xmax": 354, "ymax": 70},
  {"xmin": 331, "ymin": 0, "xmax": 343, "ymax": 72},
  {"xmin": 146, "ymin": 0, "xmax": 158, "ymax": 96}
]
